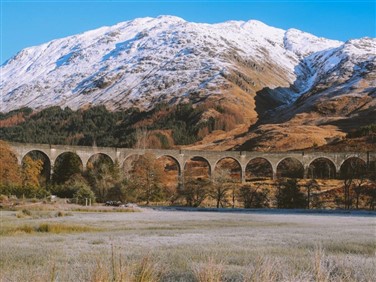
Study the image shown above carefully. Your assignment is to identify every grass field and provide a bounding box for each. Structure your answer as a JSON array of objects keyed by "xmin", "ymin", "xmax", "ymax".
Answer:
[{"xmin": 0, "ymin": 208, "xmax": 375, "ymax": 281}]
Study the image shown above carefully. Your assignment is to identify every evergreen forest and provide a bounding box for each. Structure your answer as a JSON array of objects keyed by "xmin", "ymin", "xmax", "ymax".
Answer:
[{"xmin": 0, "ymin": 103, "xmax": 221, "ymax": 148}]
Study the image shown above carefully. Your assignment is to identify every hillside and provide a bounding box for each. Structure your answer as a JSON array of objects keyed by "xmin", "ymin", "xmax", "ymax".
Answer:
[{"xmin": 1, "ymin": 16, "xmax": 375, "ymax": 150}]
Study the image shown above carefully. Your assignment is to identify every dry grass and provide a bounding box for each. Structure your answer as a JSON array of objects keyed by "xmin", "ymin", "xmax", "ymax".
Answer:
[
  {"xmin": 0, "ymin": 223, "xmax": 99, "ymax": 235},
  {"xmin": 90, "ymin": 253, "xmax": 162, "ymax": 282},
  {"xmin": 15, "ymin": 209, "xmax": 73, "ymax": 219},
  {"xmin": 193, "ymin": 257, "xmax": 223, "ymax": 282},
  {"xmin": 0, "ymin": 209, "xmax": 374, "ymax": 281},
  {"xmin": 244, "ymin": 256, "xmax": 281, "ymax": 282},
  {"xmin": 72, "ymin": 207, "xmax": 140, "ymax": 213},
  {"xmin": 2, "ymin": 199, "xmax": 141, "ymax": 213}
]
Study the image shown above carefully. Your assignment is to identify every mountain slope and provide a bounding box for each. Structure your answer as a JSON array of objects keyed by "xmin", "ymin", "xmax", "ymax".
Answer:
[
  {"xmin": 1, "ymin": 16, "xmax": 341, "ymax": 112},
  {"xmin": 1, "ymin": 16, "xmax": 375, "ymax": 151}
]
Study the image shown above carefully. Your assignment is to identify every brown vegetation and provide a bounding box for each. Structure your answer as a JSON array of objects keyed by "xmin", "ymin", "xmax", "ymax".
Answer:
[
  {"xmin": 0, "ymin": 140, "xmax": 22, "ymax": 186},
  {"xmin": 0, "ymin": 112, "xmax": 26, "ymax": 127},
  {"xmin": 0, "ymin": 209, "xmax": 374, "ymax": 281}
]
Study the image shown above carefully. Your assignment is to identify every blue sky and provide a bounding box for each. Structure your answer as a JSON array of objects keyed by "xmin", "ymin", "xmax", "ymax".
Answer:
[{"xmin": 1, "ymin": 0, "xmax": 375, "ymax": 63}]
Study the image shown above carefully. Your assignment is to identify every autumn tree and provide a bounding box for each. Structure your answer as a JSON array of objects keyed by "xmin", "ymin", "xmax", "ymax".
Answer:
[
  {"xmin": 0, "ymin": 140, "xmax": 22, "ymax": 187},
  {"xmin": 22, "ymin": 156, "xmax": 43, "ymax": 189},
  {"xmin": 24, "ymin": 151, "xmax": 51, "ymax": 187},
  {"xmin": 130, "ymin": 152, "xmax": 165, "ymax": 205},
  {"xmin": 156, "ymin": 156, "xmax": 180, "ymax": 205}
]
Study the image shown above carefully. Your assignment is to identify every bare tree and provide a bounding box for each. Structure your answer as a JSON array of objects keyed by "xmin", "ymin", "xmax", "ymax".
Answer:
[
  {"xmin": 358, "ymin": 161, "xmax": 376, "ymax": 210},
  {"xmin": 238, "ymin": 183, "xmax": 269, "ymax": 208},
  {"xmin": 353, "ymin": 177, "xmax": 367, "ymax": 209},
  {"xmin": 211, "ymin": 168, "xmax": 232, "ymax": 208},
  {"xmin": 365, "ymin": 184, "xmax": 376, "ymax": 210},
  {"xmin": 340, "ymin": 158, "xmax": 366, "ymax": 209},
  {"xmin": 180, "ymin": 176, "xmax": 212, "ymax": 207},
  {"xmin": 230, "ymin": 184, "xmax": 238, "ymax": 208}
]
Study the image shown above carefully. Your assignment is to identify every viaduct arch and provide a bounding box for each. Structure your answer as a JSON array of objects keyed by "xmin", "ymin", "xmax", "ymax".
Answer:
[{"xmin": 9, "ymin": 142, "xmax": 375, "ymax": 183}]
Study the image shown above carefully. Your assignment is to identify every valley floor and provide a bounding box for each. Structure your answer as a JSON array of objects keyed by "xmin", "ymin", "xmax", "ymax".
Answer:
[{"xmin": 0, "ymin": 208, "xmax": 375, "ymax": 281}]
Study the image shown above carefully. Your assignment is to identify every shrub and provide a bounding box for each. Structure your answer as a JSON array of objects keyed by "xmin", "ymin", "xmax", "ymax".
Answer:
[
  {"xmin": 18, "ymin": 225, "xmax": 34, "ymax": 233},
  {"xmin": 49, "ymin": 179, "xmax": 95, "ymax": 205},
  {"xmin": 0, "ymin": 184, "xmax": 50, "ymax": 199},
  {"xmin": 0, "ymin": 194, "xmax": 8, "ymax": 203},
  {"xmin": 16, "ymin": 209, "xmax": 32, "ymax": 218},
  {"xmin": 49, "ymin": 184, "xmax": 78, "ymax": 198},
  {"xmin": 73, "ymin": 183, "xmax": 96, "ymax": 205},
  {"xmin": 22, "ymin": 209, "xmax": 32, "ymax": 216},
  {"xmin": 36, "ymin": 223, "xmax": 50, "ymax": 233},
  {"xmin": 55, "ymin": 211, "xmax": 72, "ymax": 217}
]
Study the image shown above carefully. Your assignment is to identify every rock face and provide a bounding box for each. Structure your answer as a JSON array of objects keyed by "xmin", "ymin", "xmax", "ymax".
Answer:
[{"xmin": 1, "ymin": 16, "xmax": 375, "ymax": 150}]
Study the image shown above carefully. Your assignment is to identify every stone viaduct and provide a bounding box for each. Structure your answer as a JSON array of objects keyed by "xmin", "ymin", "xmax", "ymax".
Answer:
[{"xmin": 9, "ymin": 142, "xmax": 375, "ymax": 183}]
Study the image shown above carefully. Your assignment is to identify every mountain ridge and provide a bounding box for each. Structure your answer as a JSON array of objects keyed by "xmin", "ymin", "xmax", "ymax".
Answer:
[
  {"xmin": 1, "ymin": 16, "xmax": 375, "ymax": 151},
  {"xmin": 1, "ymin": 15, "xmax": 347, "ymax": 112}
]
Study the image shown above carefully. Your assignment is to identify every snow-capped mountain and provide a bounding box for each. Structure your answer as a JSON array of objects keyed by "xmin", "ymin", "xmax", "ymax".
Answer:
[
  {"xmin": 3, "ymin": 15, "xmax": 372, "ymax": 112},
  {"xmin": 1, "ymin": 16, "xmax": 375, "ymax": 150}
]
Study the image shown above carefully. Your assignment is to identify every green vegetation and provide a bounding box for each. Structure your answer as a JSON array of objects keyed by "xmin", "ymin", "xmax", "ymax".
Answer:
[
  {"xmin": 347, "ymin": 124, "xmax": 376, "ymax": 139},
  {"xmin": 0, "ymin": 102, "xmax": 246, "ymax": 147},
  {"xmin": 1, "ymin": 106, "xmax": 137, "ymax": 147},
  {"xmin": 0, "ymin": 103, "xmax": 227, "ymax": 147}
]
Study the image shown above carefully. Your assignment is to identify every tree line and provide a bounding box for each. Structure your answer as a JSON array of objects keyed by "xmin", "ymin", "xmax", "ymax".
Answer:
[{"xmin": 0, "ymin": 102, "xmax": 245, "ymax": 149}]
